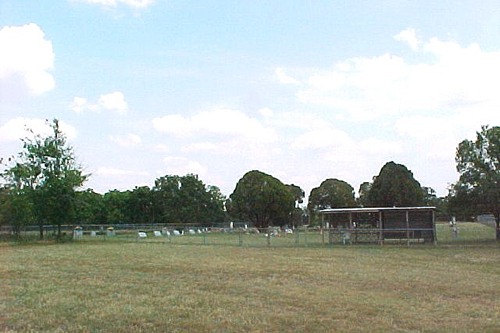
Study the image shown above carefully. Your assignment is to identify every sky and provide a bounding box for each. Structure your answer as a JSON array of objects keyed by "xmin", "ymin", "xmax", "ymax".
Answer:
[{"xmin": 1, "ymin": 0, "xmax": 500, "ymax": 200}]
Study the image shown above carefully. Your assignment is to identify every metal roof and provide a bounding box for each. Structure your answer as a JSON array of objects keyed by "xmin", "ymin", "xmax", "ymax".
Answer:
[{"xmin": 319, "ymin": 207, "xmax": 436, "ymax": 214}]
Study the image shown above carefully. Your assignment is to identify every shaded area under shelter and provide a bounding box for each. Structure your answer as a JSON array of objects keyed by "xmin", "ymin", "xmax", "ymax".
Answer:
[{"xmin": 319, "ymin": 207, "xmax": 437, "ymax": 245}]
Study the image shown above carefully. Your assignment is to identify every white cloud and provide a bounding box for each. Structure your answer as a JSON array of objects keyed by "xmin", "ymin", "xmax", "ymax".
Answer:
[
  {"xmin": 0, "ymin": 117, "xmax": 77, "ymax": 143},
  {"xmin": 395, "ymin": 110, "xmax": 500, "ymax": 162},
  {"xmin": 96, "ymin": 167, "xmax": 148, "ymax": 176},
  {"xmin": 359, "ymin": 138, "xmax": 403, "ymax": 155},
  {"xmin": 153, "ymin": 144, "xmax": 169, "ymax": 153},
  {"xmin": 258, "ymin": 107, "xmax": 274, "ymax": 118},
  {"xmin": 0, "ymin": 23, "xmax": 55, "ymax": 97},
  {"xmin": 294, "ymin": 127, "xmax": 352, "ymax": 150},
  {"xmin": 394, "ymin": 28, "xmax": 420, "ymax": 50},
  {"xmin": 163, "ymin": 156, "xmax": 207, "ymax": 177},
  {"xmin": 109, "ymin": 133, "xmax": 141, "ymax": 148},
  {"xmin": 152, "ymin": 107, "xmax": 277, "ymax": 143},
  {"xmin": 289, "ymin": 31, "xmax": 500, "ymax": 122},
  {"xmin": 396, "ymin": 115, "xmax": 450, "ymax": 140},
  {"xmin": 152, "ymin": 114, "xmax": 189, "ymax": 136},
  {"xmin": 181, "ymin": 142, "xmax": 220, "ymax": 153},
  {"xmin": 274, "ymin": 67, "xmax": 300, "ymax": 85},
  {"xmin": 98, "ymin": 91, "xmax": 128, "ymax": 113},
  {"xmin": 70, "ymin": 97, "xmax": 90, "ymax": 113},
  {"xmin": 70, "ymin": 91, "xmax": 128, "ymax": 113},
  {"xmin": 75, "ymin": 0, "xmax": 155, "ymax": 9}
]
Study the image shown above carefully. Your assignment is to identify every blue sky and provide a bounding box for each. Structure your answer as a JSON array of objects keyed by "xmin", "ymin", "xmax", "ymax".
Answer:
[{"xmin": 1, "ymin": 0, "xmax": 499, "ymax": 199}]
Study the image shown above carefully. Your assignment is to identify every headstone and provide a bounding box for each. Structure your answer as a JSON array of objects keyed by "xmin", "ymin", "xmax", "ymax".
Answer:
[
  {"xmin": 106, "ymin": 227, "xmax": 115, "ymax": 237},
  {"xmin": 90, "ymin": 231, "xmax": 96, "ymax": 237},
  {"xmin": 173, "ymin": 230, "xmax": 180, "ymax": 236},
  {"xmin": 154, "ymin": 230, "xmax": 162, "ymax": 237},
  {"xmin": 138, "ymin": 232, "xmax": 147, "ymax": 238},
  {"xmin": 73, "ymin": 227, "xmax": 83, "ymax": 240},
  {"xmin": 189, "ymin": 229, "xmax": 195, "ymax": 235}
]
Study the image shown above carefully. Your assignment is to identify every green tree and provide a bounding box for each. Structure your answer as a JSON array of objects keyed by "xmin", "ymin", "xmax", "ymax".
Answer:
[
  {"xmin": 228, "ymin": 170, "xmax": 295, "ymax": 228},
  {"xmin": 287, "ymin": 184, "xmax": 306, "ymax": 227},
  {"xmin": 1, "ymin": 119, "xmax": 87, "ymax": 239},
  {"xmin": 152, "ymin": 174, "xmax": 226, "ymax": 224},
  {"xmin": 367, "ymin": 161, "xmax": 423, "ymax": 207},
  {"xmin": 287, "ymin": 184, "xmax": 305, "ymax": 206},
  {"xmin": 103, "ymin": 190, "xmax": 131, "ymax": 224},
  {"xmin": 307, "ymin": 178, "xmax": 356, "ymax": 225},
  {"xmin": 152, "ymin": 175, "xmax": 181, "ymax": 223},
  {"xmin": 128, "ymin": 186, "xmax": 154, "ymax": 224},
  {"xmin": 447, "ymin": 182, "xmax": 477, "ymax": 221},
  {"xmin": 74, "ymin": 189, "xmax": 106, "ymax": 225},
  {"xmin": 357, "ymin": 181, "xmax": 372, "ymax": 207},
  {"xmin": 308, "ymin": 178, "xmax": 357, "ymax": 212},
  {"xmin": 177, "ymin": 174, "xmax": 211, "ymax": 223},
  {"xmin": 422, "ymin": 186, "xmax": 438, "ymax": 206},
  {"xmin": 204, "ymin": 185, "xmax": 227, "ymax": 225},
  {"xmin": 0, "ymin": 187, "xmax": 34, "ymax": 238},
  {"xmin": 453, "ymin": 125, "xmax": 500, "ymax": 239}
]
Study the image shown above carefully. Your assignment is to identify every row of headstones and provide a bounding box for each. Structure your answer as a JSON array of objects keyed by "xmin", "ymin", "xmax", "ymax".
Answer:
[
  {"xmin": 73, "ymin": 227, "xmax": 115, "ymax": 240},
  {"xmin": 137, "ymin": 228, "xmax": 208, "ymax": 239},
  {"xmin": 73, "ymin": 227, "xmax": 208, "ymax": 240}
]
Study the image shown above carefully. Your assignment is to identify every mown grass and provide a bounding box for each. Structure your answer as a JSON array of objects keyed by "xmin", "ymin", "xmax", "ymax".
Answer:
[{"xmin": 1, "ymin": 225, "xmax": 499, "ymax": 332}]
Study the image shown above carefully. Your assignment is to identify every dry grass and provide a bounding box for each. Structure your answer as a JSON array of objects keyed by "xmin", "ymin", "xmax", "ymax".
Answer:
[{"xmin": 1, "ymin": 234, "xmax": 499, "ymax": 332}]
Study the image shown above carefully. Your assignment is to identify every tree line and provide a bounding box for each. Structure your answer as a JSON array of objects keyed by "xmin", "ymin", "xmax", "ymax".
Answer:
[{"xmin": 1, "ymin": 120, "xmax": 498, "ymax": 240}]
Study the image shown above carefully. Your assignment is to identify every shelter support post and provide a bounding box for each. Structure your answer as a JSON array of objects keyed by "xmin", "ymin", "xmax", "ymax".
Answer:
[
  {"xmin": 379, "ymin": 211, "xmax": 383, "ymax": 245},
  {"xmin": 406, "ymin": 211, "xmax": 410, "ymax": 247}
]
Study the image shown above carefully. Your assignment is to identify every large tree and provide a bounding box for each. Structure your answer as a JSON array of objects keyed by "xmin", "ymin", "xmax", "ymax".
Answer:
[
  {"xmin": 103, "ymin": 190, "xmax": 131, "ymax": 224},
  {"xmin": 287, "ymin": 184, "xmax": 306, "ymax": 227},
  {"xmin": 357, "ymin": 181, "xmax": 372, "ymax": 207},
  {"xmin": 0, "ymin": 186, "xmax": 34, "ymax": 238},
  {"xmin": 128, "ymin": 186, "xmax": 154, "ymax": 224},
  {"xmin": 1, "ymin": 119, "xmax": 87, "ymax": 238},
  {"xmin": 74, "ymin": 189, "xmax": 106, "ymax": 225},
  {"xmin": 228, "ymin": 170, "xmax": 294, "ymax": 228},
  {"xmin": 367, "ymin": 161, "xmax": 424, "ymax": 207},
  {"xmin": 308, "ymin": 178, "xmax": 356, "ymax": 212},
  {"xmin": 453, "ymin": 125, "xmax": 499, "ymax": 239},
  {"xmin": 152, "ymin": 174, "xmax": 226, "ymax": 225}
]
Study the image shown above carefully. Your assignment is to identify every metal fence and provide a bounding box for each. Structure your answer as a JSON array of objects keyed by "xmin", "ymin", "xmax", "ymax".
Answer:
[{"xmin": 1, "ymin": 222, "xmax": 497, "ymax": 246}]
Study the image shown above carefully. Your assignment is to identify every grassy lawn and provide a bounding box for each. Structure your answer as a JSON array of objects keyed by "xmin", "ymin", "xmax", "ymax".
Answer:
[{"xmin": 1, "ymin": 226, "xmax": 499, "ymax": 332}]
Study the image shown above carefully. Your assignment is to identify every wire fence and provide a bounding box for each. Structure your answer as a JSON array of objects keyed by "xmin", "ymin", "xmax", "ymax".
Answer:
[
  {"xmin": 2, "ymin": 222, "xmax": 495, "ymax": 246},
  {"xmin": 148, "ymin": 223, "xmax": 496, "ymax": 246}
]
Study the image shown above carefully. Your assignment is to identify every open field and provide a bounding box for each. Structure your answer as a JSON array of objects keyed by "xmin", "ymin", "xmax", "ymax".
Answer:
[{"xmin": 1, "ymin": 225, "xmax": 499, "ymax": 332}]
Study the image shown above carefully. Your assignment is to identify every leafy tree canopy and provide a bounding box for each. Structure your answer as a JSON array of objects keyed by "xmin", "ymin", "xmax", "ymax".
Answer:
[
  {"xmin": 357, "ymin": 181, "xmax": 372, "ymax": 207},
  {"xmin": 308, "ymin": 178, "xmax": 356, "ymax": 212},
  {"xmin": 367, "ymin": 161, "xmax": 423, "ymax": 207},
  {"xmin": 452, "ymin": 125, "xmax": 499, "ymax": 237},
  {"xmin": 152, "ymin": 174, "xmax": 226, "ymax": 225},
  {"xmin": 228, "ymin": 170, "xmax": 294, "ymax": 228},
  {"xmin": 1, "ymin": 119, "xmax": 87, "ymax": 238}
]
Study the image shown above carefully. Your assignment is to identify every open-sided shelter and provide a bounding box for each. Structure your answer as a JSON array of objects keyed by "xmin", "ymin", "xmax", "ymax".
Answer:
[{"xmin": 319, "ymin": 207, "xmax": 437, "ymax": 245}]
